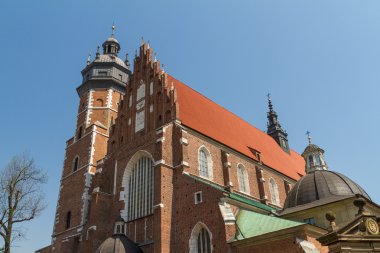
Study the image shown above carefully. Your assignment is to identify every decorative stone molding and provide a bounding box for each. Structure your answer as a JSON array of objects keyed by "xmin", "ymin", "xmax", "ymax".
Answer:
[{"xmin": 180, "ymin": 137, "xmax": 189, "ymax": 145}]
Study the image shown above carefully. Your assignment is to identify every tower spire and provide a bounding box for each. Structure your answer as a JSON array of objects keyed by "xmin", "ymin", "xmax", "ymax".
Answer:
[{"xmin": 266, "ymin": 94, "xmax": 290, "ymax": 153}]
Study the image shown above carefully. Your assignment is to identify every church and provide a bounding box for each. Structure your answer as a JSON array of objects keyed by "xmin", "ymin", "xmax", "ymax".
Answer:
[{"xmin": 37, "ymin": 27, "xmax": 380, "ymax": 253}]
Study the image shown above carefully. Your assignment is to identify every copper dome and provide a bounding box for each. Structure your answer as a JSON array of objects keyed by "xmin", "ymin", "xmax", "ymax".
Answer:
[
  {"xmin": 283, "ymin": 170, "xmax": 370, "ymax": 210},
  {"xmin": 96, "ymin": 235, "xmax": 143, "ymax": 253}
]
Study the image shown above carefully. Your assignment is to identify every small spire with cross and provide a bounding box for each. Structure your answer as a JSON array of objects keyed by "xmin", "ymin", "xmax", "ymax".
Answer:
[
  {"xmin": 306, "ymin": 131, "xmax": 312, "ymax": 144},
  {"xmin": 111, "ymin": 23, "xmax": 116, "ymax": 37}
]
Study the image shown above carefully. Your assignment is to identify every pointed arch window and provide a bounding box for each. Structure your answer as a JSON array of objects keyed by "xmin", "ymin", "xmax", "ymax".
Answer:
[
  {"xmin": 127, "ymin": 156, "xmax": 154, "ymax": 221},
  {"xmin": 197, "ymin": 228, "xmax": 211, "ymax": 253},
  {"xmin": 237, "ymin": 164, "xmax": 249, "ymax": 194},
  {"xmin": 189, "ymin": 223, "xmax": 212, "ymax": 253},
  {"xmin": 198, "ymin": 147, "xmax": 212, "ymax": 179},
  {"xmin": 269, "ymin": 178, "xmax": 280, "ymax": 206}
]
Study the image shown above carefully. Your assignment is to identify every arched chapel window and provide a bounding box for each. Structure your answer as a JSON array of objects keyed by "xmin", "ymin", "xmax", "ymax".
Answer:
[
  {"xmin": 269, "ymin": 178, "xmax": 280, "ymax": 206},
  {"xmin": 237, "ymin": 164, "xmax": 249, "ymax": 194},
  {"xmin": 197, "ymin": 228, "xmax": 211, "ymax": 253},
  {"xmin": 189, "ymin": 223, "xmax": 212, "ymax": 253},
  {"xmin": 198, "ymin": 147, "xmax": 212, "ymax": 179},
  {"xmin": 127, "ymin": 156, "xmax": 154, "ymax": 221},
  {"xmin": 72, "ymin": 156, "xmax": 79, "ymax": 172}
]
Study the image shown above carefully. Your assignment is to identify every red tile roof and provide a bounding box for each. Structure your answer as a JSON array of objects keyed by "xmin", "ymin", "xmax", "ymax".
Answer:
[{"xmin": 168, "ymin": 75, "xmax": 305, "ymax": 181}]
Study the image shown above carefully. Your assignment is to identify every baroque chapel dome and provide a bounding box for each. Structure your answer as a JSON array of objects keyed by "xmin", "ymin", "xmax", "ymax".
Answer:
[
  {"xmin": 283, "ymin": 135, "xmax": 370, "ymax": 210},
  {"xmin": 283, "ymin": 170, "xmax": 370, "ymax": 209},
  {"xmin": 96, "ymin": 234, "xmax": 143, "ymax": 253}
]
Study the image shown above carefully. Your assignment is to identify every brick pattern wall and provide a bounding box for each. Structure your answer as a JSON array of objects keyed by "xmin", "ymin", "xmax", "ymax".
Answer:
[{"xmin": 47, "ymin": 42, "xmax": 302, "ymax": 253}]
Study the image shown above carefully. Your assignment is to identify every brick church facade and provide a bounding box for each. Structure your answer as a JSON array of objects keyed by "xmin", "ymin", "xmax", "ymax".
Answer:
[{"xmin": 37, "ymin": 28, "xmax": 380, "ymax": 253}]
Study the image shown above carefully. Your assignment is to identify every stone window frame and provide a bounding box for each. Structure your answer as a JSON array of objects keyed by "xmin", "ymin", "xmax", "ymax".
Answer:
[
  {"xmin": 194, "ymin": 191, "xmax": 203, "ymax": 204},
  {"xmin": 198, "ymin": 146, "xmax": 213, "ymax": 180},
  {"xmin": 237, "ymin": 163, "xmax": 250, "ymax": 194},
  {"xmin": 269, "ymin": 177, "xmax": 280, "ymax": 206},
  {"xmin": 189, "ymin": 222, "xmax": 213, "ymax": 253},
  {"xmin": 120, "ymin": 150, "xmax": 154, "ymax": 221}
]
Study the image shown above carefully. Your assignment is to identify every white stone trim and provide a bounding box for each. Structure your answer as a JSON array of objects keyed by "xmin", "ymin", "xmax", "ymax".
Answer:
[
  {"xmin": 153, "ymin": 203, "xmax": 164, "ymax": 209},
  {"xmin": 180, "ymin": 137, "xmax": 189, "ymax": 145},
  {"xmin": 106, "ymin": 89, "xmax": 113, "ymax": 109},
  {"xmin": 156, "ymin": 137, "xmax": 165, "ymax": 143},
  {"xmin": 85, "ymin": 90, "xmax": 94, "ymax": 126},
  {"xmin": 224, "ymin": 162, "xmax": 231, "ymax": 168},
  {"xmin": 181, "ymin": 161, "xmax": 190, "ymax": 167},
  {"xmin": 153, "ymin": 159, "xmax": 165, "ymax": 166},
  {"xmin": 88, "ymin": 125, "xmax": 97, "ymax": 174}
]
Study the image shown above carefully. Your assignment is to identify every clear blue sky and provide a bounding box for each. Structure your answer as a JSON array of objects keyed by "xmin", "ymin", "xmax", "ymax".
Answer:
[{"xmin": 1, "ymin": 0, "xmax": 379, "ymax": 252}]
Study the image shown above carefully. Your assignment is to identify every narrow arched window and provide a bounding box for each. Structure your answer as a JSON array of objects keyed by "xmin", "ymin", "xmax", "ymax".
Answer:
[
  {"xmin": 269, "ymin": 178, "xmax": 280, "ymax": 206},
  {"xmin": 66, "ymin": 211, "xmax": 71, "ymax": 229},
  {"xmin": 95, "ymin": 98, "xmax": 104, "ymax": 107},
  {"xmin": 237, "ymin": 164, "xmax": 249, "ymax": 193},
  {"xmin": 314, "ymin": 154, "xmax": 321, "ymax": 166},
  {"xmin": 199, "ymin": 149, "xmax": 209, "ymax": 178},
  {"xmin": 308, "ymin": 155, "xmax": 314, "ymax": 166},
  {"xmin": 73, "ymin": 156, "xmax": 79, "ymax": 172},
  {"xmin": 127, "ymin": 156, "xmax": 154, "ymax": 221},
  {"xmin": 197, "ymin": 228, "xmax": 211, "ymax": 253},
  {"xmin": 77, "ymin": 126, "xmax": 83, "ymax": 140}
]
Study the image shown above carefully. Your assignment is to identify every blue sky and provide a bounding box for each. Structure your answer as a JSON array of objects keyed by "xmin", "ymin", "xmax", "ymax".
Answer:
[{"xmin": 1, "ymin": 0, "xmax": 380, "ymax": 252}]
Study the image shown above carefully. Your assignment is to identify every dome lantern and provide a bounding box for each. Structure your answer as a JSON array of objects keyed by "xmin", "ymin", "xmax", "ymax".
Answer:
[
  {"xmin": 102, "ymin": 24, "xmax": 120, "ymax": 56},
  {"xmin": 301, "ymin": 132, "xmax": 328, "ymax": 174}
]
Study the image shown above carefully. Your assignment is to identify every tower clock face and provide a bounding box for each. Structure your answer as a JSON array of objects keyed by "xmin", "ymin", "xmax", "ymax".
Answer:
[{"xmin": 366, "ymin": 218, "xmax": 379, "ymax": 235}]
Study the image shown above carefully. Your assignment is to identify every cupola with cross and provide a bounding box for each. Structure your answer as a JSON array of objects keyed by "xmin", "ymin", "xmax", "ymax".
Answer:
[{"xmin": 301, "ymin": 132, "xmax": 328, "ymax": 173}]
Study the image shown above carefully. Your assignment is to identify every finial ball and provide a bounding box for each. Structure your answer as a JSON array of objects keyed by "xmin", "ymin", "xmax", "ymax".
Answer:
[{"xmin": 326, "ymin": 211, "xmax": 336, "ymax": 222}]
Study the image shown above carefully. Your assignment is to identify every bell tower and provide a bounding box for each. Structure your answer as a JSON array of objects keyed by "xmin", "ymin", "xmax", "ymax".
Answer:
[{"xmin": 51, "ymin": 26, "xmax": 131, "ymax": 252}]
